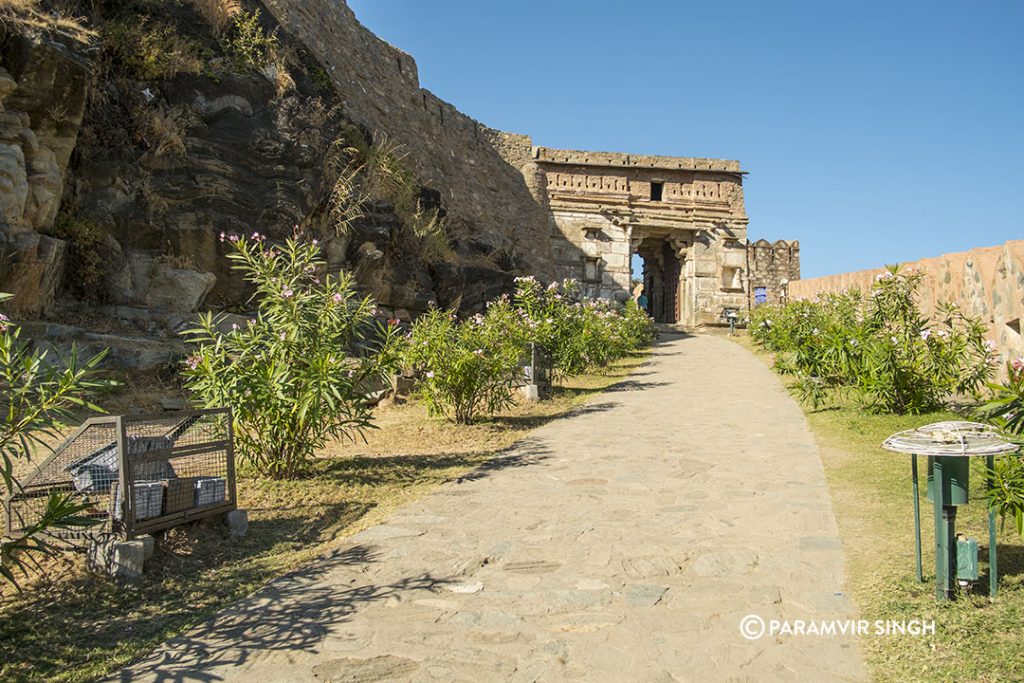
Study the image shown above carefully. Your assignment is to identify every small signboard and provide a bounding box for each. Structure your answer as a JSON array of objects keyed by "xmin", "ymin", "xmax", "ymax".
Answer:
[{"xmin": 754, "ymin": 287, "xmax": 768, "ymax": 305}]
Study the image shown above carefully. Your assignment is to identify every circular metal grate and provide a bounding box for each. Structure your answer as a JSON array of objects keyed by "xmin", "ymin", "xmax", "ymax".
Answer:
[{"xmin": 882, "ymin": 421, "xmax": 1019, "ymax": 457}]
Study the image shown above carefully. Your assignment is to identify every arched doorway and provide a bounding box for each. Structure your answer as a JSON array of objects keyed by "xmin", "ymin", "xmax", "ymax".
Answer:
[{"xmin": 633, "ymin": 238, "xmax": 683, "ymax": 324}]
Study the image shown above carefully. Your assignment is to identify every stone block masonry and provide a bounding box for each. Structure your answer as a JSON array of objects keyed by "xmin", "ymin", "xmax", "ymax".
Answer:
[
  {"xmin": 747, "ymin": 239, "xmax": 801, "ymax": 307},
  {"xmin": 789, "ymin": 240, "xmax": 1024, "ymax": 372}
]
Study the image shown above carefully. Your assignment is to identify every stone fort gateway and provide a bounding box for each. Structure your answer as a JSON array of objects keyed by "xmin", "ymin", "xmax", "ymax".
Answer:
[
  {"xmin": 536, "ymin": 147, "xmax": 798, "ymax": 326},
  {"xmin": 260, "ymin": 0, "xmax": 800, "ymax": 329},
  {"xmin": 0, "ymin": 0, "xmax": 800, "ymax": 343}
]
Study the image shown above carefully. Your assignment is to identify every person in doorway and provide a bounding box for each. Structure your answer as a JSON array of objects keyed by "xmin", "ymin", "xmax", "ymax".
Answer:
[{"xmin": 636, "ymin": 287, "xmax": 649, "ymax": 314}]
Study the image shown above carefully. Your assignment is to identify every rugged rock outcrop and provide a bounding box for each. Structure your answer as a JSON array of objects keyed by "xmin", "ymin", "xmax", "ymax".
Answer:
[
  {"xmin": 0, "ymin": 21, "xmax": 95, "ymax": 316},
  {"xmin": 0, "ymin": 0, "xmax": 547, "ymax": 372}
]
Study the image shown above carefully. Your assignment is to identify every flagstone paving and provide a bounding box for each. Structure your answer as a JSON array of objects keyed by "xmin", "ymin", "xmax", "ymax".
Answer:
[{"xmin": 110, "ymin": 333, "xmax": 865, "ymax": 682}]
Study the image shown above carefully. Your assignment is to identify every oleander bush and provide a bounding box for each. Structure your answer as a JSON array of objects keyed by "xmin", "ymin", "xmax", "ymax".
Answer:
[
  {"xmin": 750, "ymin": 266, "xmax": 994, "ymax": 413},
  {"xmin": 407, "ymin": 276, "xmax": 655, "ymax": 424},
  {"xmin": 512, "ymin": 276, "xmax": 655, "ymax": 377},
  {"xmin": 403, "ymin": 298, "xmax": 527, "ymax": 425},
  {"xmin": 181, "ymin": 234, "xmax": 401, "ymax": 479}
]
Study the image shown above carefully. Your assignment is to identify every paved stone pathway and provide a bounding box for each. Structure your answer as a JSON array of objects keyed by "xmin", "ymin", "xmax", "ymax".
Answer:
[{"xmin": 112, "ymin": 334, "xmax": 865, "ymax": 682}]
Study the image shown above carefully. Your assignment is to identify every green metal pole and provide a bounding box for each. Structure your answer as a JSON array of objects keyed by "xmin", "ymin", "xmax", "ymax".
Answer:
[
  {"xmin": 912, "ymin": 454, "xmax": 923, "ymax": 583},
  {"xmin": 987, "ymin": 454, "xmax": 998, "ymax": 599},
  {"xmin": 932, "ymin": 457, "xmax": 958, "ymax": 601},
  {"xmin": 932, "ymin": 457, "xmax": 945, "ymax": 600}
]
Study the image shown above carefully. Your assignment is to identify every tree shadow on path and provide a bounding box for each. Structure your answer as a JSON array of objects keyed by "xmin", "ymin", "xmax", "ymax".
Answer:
[{"xmin": 112, "ymin": 544, "xmax": 454, "ymax": 682}]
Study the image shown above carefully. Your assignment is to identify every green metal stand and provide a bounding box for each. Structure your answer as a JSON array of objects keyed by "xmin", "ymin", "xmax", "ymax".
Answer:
[
  {"xmin": 911, "ymin": 454, "xmax": 1000, "ymax": 600},
  {"xmin": 889, "ymin": 424, "xmax": 1016, "ymax": 604}
]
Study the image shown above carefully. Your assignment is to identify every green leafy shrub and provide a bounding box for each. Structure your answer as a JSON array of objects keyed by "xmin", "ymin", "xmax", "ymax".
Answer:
[
  {"xmin": 403, "ymin": 299, "xmax": 527, "ymax": 424},
  {"xmin": 980, "ymin": 357, "xmax": 1024, "ymax": 535},
  {"xmin": 512, "ymin": 276, "xmax": 654, "ymax": 377},
  {"xmin": 181, "ymin": 234, "xmax": 401, "ymax": 479},
  {"xmin": 227, "ymin": 9, "xmax": 278, "ymax": 71},
  {"xmin": 102, "ymin": 15, "xmax": 206, "ymax": 80},
  {"xmin": 0, "ymin": 293, "xmax": 110, "ymax": 588},
  {"xmin": 750, "ymin": 266, "xmax": 994, "ymax": 413}
]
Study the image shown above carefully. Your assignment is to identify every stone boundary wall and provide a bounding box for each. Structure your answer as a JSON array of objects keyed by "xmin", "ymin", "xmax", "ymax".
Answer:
[
  {"xmin": 789, "ymin": 240, "xmax": 1024, "ymax": 369},
  {"xmin": 261, "ymin": 0, "xmax": 552, "ymax": 277}
]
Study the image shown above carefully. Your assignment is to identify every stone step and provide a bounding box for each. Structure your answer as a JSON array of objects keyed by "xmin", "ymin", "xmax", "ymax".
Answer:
[{"xmin": 18, "ymin": 321, "xmax": 185, "ymax": 372}]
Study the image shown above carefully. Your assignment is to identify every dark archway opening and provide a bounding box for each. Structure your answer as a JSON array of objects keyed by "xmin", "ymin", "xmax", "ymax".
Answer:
[{"xmin": 634, "ymin": 238, "xmax": 681, "ymax": 324}]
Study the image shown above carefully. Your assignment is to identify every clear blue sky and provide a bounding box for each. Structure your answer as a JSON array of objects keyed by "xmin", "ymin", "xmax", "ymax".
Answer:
[{"xmin": 347, "ymin": 0, "xmax": 1022, "ymax": 279}]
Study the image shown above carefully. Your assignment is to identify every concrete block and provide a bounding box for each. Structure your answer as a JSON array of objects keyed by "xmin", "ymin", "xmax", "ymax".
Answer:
[
  {"xmin": 88, "ymin": 538, "xmax": 145, "ymax": 580},
  {"xmin": 140, "ymin": 534, "xmax": 156, "ymax": 560},
  {"xmin": 226, "ymin": 509, "xmax": 249, "ymax": 537},
  {"xmin": 519, "ymin": 384, "xmax": 541, "ymax": 402}
]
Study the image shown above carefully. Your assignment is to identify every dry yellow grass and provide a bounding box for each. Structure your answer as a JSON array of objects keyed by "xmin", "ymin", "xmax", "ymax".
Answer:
[
  {"xmin": 189, "ymin": 0, "xmax": 241, "ymax": 34},
  {"xmin": 0, "ymin": 0, "xmax": 91, "ymax": 37},
  {"xmin": 0, "ymin": 0, "xmax": 36, "ymax": 12}
]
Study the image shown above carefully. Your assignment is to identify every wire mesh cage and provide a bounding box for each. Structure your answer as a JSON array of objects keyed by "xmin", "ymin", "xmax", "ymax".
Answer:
[
  {"xmin": 882, "ymin": 420, "xmax": 1019, "ymax": 457},
  {"xmin": 4, "ymin": 408, "xmax": 235, "ymax": 543}
]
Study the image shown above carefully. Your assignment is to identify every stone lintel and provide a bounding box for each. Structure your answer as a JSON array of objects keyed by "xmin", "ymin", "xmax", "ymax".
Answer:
[{"xmin": 533, "ymin": 147, "xmax": 744, "ymax": 174}]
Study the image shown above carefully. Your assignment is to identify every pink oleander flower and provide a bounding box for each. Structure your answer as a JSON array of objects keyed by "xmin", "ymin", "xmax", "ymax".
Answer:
[
  {"xmin": 228, "ymin": 234, "xmax": 240, "ymax": 243},
  {"xmin": 185, "ymin": 355, "xmax": 200, "ymax": 370},
  {"xmin": 920, "ymin": 329, "xmax": 932, "ymax": 340},
  {"xmin": 231, "ymin": 323, "xmax": 239, "ymax": 331},
  {"xmin": 279, "ymin": 331, "xmax": 286, "ymax": 341},
  {"xmin": 312, "ymin": 239, "xmax": 319, "ymax": 246},
  {"xmin": 983, "ymin": 340, "xmax": 997, "ymax": 353},
  {"xmin": 473, "ymin": 348, "xmax": 484, "ymax": 356},
  {"xmin": 387, "ymin": 318, "xmax": 400, "ymax": 326},
  {"xmin": 1012, "ymin": 357, "xmax": 1024, "ymax": 372},
  {"xmin": 281, "ymin": 287, "xmax": 294, "ymax": 298},
  {"xmin": 425, "ymin": 371, "xmax": 435, "ymax": 379},
  {"xmin": 332, "ymin": 292, "xmax": 343, "ymax": 303},
  {"xmin": 219, "ymin": 231, "xmax": 226, "ymax": 242}
]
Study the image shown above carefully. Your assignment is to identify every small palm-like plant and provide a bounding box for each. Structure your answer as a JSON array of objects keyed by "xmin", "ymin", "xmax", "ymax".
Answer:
[
  {"xmin": 980, "ymin": 358, "xmax": 1024, "ymax": 535},
  {"xmin": 1, "ymin": 293, "xmax": 110, "ymax": 588}
]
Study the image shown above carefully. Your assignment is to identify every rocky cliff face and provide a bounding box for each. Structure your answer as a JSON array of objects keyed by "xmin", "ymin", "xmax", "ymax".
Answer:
[
  {"xmin": 0, "ymin": 0, "xmax": 548, "ymax": 372},
  {"xmin": 0, "ymin": 17, "xmax": 93, "ymax": 317}
]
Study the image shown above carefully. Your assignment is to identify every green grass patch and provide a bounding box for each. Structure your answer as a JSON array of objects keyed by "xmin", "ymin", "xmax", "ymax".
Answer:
[{"xmin": 735, "ymin": 333, "xmax": 1024, "ymax": 682}]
